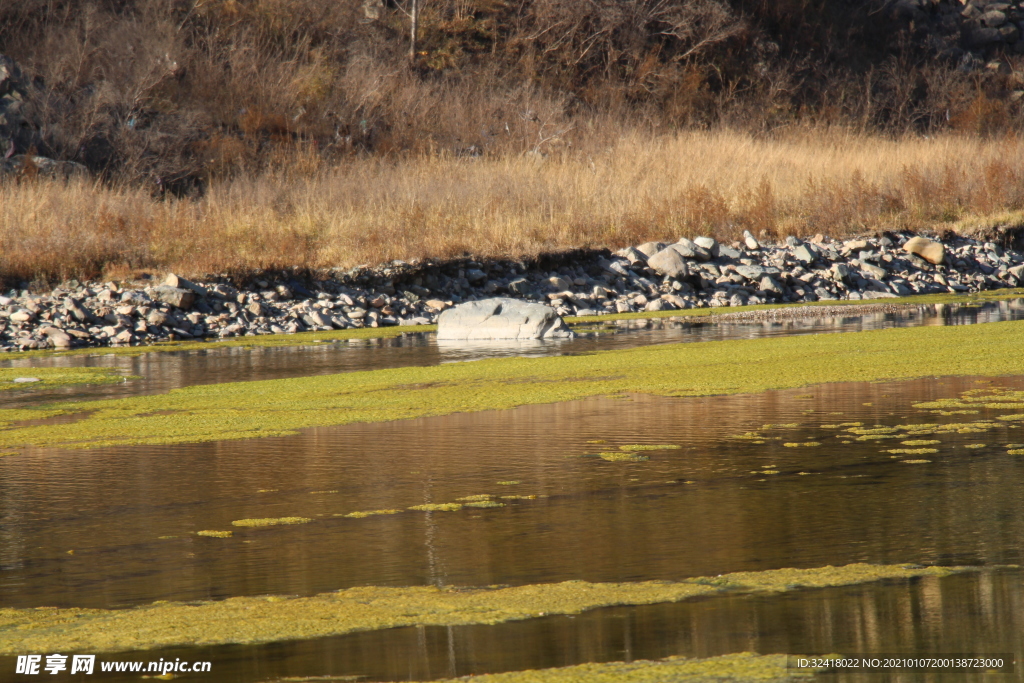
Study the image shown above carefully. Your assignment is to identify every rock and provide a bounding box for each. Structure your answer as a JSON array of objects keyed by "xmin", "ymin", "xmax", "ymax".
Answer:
[
  {"xmin": 742, "ymin": 230, "xmax": 760, "ymax": 250},
  {"xmin": 982, "ymin": 10, "xmax": 1007, "ymax": 27},
  {"xmin": 305, "ymin": 310, "xmax": 332, "ymax": 327},
  {"xmin": 12, "ymin": 377, "xmax": 40, "ymax": 383},
  {"xmin": 644, "ymin": 299, "xmax": 665, "ymax": 312},
  {"xmin": 674, "ymin": 238, "xmax": 712, "ymax": 261},
  {"xmin": 601, "ymin": 258, "xmax": 630, "ymax": 277},
  {"xmin": 661, "ymin": 293, "xmax": 691, "ymax": 309},
  {"xmin": 814, "ymin": 287, "xmax": 837, "ymax": 300},
  {"xmin": 735, "ymin": 265, "xmax": 765, "ymax": 281},
  {"xmin": 164, "ymin": 273, "xmax": 208, "ymax": 297},
  {"xmin": 38, "ymin": 326, "xmax": 71, "ymax": 347},
  {"xmin": 693, "ymin": 236, "xmax": 719, "ymax": 258},
  {"xmin": 890, "ymin": 281, "xmax": 914, "ymax": 296},
  {"xmin": 793, "ymin": 244, "xmax": 816, "ymax": 265},
  {"xmin": 860, "ymin": 262, "xmax": 888, "ymax": 280},
  {"xmin": 147, "ymin": 310, "xmax": 169, "ymax": 326},
  {"xmin": 508, "ymin": 278, "xmax": 535, "ymax": 296},
  {"xmin": 636, "ymin": 242, "xmax": 665, "ymax": 258},
  {"xmin": 759, "ymin": 276, "xmax": 782, "ymax": 294},
  {"xmin": 153, "ymin": 286, "xmax": 196, "ymax": 309},
  {"xmin": 647, "ymin": 247, "xmax": 690, "ymax": 278},
  {"xmin": 424, "ymin": 299, "xmax": 450, "ymax": 311},
  {"xmin": 0, "ymin": 154, "xmax": 87, "ymax": 179},
  {"xmin": 717, "ymin": 244, "xmax": 742, "ymax": 260},
  {"xmin": 547, "ymin": 276, "xmax": 572, "ymax": 291},
  {"xmin": 436, "ymin": 298, "xmax": 574, "ymax": 340},
  {"xmin": 9, "ymin": 310, "xmax": 34, "ymax": 323},
  {"xmin": 903, "ymin": 236, "xmax": 945, "ymax": 265},
  {"xmin": 620, "ymin": 246, "xmax": 647, "ymax": 265},
  {"xmin": 464, "ymin": 268, "xmax": 486, "ymax": 283}
]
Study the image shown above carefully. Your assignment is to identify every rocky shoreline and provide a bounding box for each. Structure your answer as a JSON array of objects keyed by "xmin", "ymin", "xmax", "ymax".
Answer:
[{"xmin": 1, "ymin": 230, "xmax": 1022, "ymax": 352}]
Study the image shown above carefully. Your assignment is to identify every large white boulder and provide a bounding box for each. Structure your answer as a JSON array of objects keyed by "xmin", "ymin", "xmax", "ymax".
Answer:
[{"xmin": 436, "ymin": 298, "xmax": 575, "ymax": 340}]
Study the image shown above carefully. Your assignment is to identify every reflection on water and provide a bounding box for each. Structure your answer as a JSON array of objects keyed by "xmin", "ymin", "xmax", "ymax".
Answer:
[
  {"xmin": 3, "ymin": 299, "xmax": 1024, "ymax": 408},
  {"xmin": 3, "ymin": 375, "xmax": 1024, "ymax": 612}
]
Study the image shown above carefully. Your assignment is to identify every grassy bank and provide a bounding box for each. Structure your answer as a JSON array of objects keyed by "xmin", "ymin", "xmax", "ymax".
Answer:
[
  {"xmin": 4, "ymin": 317, "xmax": 1024, "ymax": 449},
  {"xmin": 0, "ymin": 563, "xmax": 960, "ymax": 654},
  {"xmin": 4, "ymin": 129, "xmax": 1024, "ymax": 284}
]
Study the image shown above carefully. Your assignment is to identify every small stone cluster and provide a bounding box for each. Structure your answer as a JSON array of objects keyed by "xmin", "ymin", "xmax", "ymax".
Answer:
[
  {"xmin": 0, "ymin": 55, "xmax": 85, "ymax": 179},
  {"xmin": 0, "ymin": 231, "xmax": 1021, "ymax": 351},
  {"xmin": 893, "ymin": 0, "xmax": 1024, "ymax": 62}
]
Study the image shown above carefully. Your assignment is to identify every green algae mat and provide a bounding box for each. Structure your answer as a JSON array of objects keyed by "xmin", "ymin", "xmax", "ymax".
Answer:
[
  {"xmin": 365, "ymin": 652, "xmax": 822, "ymax": 683},
  {"xmin": 3, "ymin": 319, "xmax": 1024, "ymax": 450},
  {"xmin": 0, "ymin": 564, "xmax": 963, "ymax": 654},
  {"xmin": 0, "ymin": 367, "xmax": 128, "ymax": 392}
]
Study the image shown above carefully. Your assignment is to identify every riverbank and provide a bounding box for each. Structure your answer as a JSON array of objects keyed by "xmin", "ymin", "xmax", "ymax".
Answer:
[{"xmin": 3, "ymin": 227, "xmax": 1024, "ymax": 354}]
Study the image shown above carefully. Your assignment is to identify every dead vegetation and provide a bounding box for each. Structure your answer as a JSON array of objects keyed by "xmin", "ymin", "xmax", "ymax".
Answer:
[
  {"xmin": 4, "ymin": 1, "xmax": 1024, "ymax": 283},
  {"xmin": 3, "ymin": 0, "xmax": 1024, "ymax": 187},
  {"xmin": 6, "ymin": 128, "xmax": 1024, "ymax": 284}
]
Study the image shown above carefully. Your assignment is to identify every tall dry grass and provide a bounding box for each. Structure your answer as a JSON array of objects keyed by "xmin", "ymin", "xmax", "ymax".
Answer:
[{"xmin": 4, "ymin": 127, "xmax": 1024, "ymax": 284}]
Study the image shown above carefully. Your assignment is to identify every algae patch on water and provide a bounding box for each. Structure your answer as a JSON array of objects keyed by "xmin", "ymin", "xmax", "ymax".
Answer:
[
  {"xmin": 0, "ymin": 367, "xmax": 129, "ymax": 393},
  {"xmin": 408, "ymin": 503, "xmax": 463, "ymax": 512},
  {"xmin": 0, "ymin": 563, "xmax": 964, "ymax": 655},
  {"xmin": 597, "ymin": 452, "xmax": 649, "ymax": 462},
  {"xmin": 342, "ymin": 509, "xmax": 402, "ymax": 518},
  {"xmin": 410, "ymin": 652, "xmax": 819, "ymax": 683},
  {"xmin": 195, "ymin": 530, "xmax": 233, "ymax": 538},
  {"xmin": 5, "ymin": 320, "xmax": 1024, "ymax": 450},
  {"xmin": 231, "ymin": 517, "xmax": 312, "ymax": 527}
]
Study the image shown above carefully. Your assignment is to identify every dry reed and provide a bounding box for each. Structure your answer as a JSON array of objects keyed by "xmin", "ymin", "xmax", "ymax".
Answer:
[{"xmin": 4, "ymin": 127, "xmax": 1024, "ymax": 284}]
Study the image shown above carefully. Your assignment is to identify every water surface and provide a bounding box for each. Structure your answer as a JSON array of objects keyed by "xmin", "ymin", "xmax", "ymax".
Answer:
[{"xmin": 3, "ymin": 302, "xmax": 1024, "ymax": 681}]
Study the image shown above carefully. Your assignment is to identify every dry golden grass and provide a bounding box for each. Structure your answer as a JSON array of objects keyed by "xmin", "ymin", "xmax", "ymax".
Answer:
[{"xmin": 4, "ymin": 127, "xmax": 1024, "ymax": 283}]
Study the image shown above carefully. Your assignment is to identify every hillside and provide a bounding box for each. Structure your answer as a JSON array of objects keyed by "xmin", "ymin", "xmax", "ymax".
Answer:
[
  {"xmin": 1, "ymin": 0, "xmax": 1022, "ymax": 188},
  {"xmin": 4, "ymin": 0, "xmax": 1024, "ymax": 285}
]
